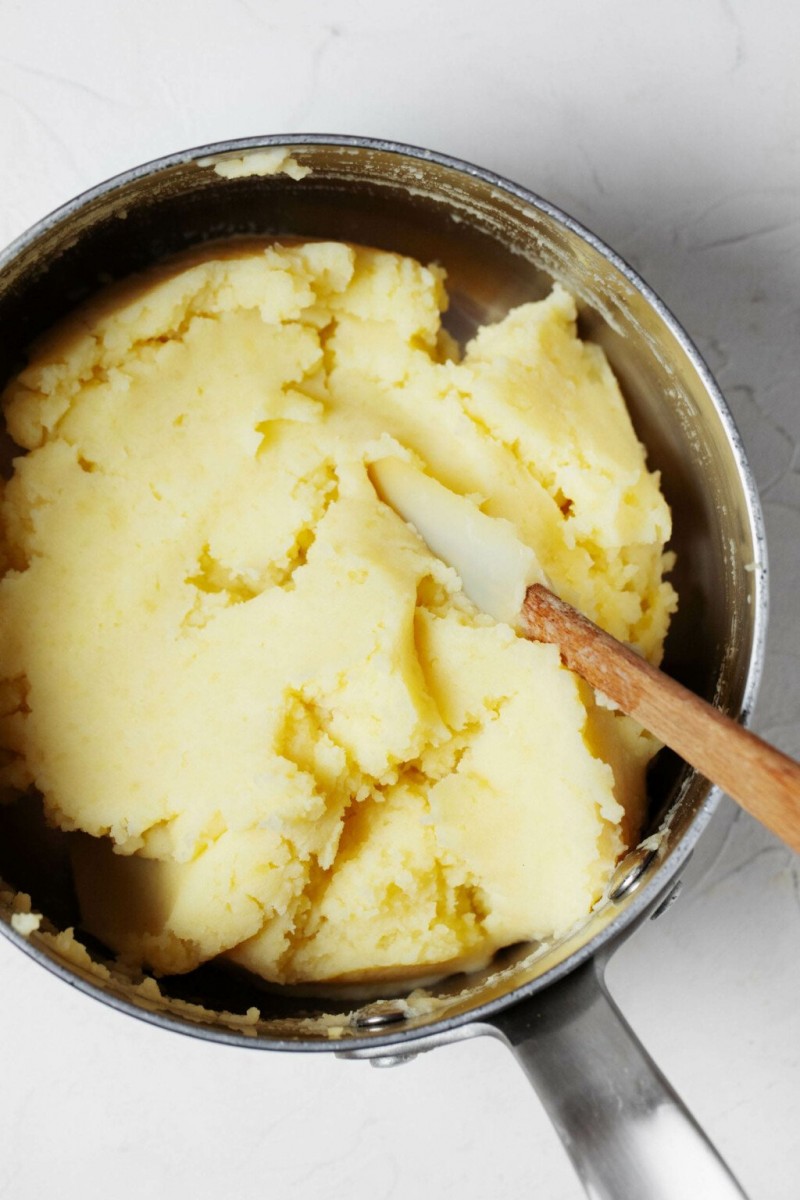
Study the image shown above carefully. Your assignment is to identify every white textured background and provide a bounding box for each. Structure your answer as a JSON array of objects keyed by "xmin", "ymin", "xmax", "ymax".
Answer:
[{"xmin": 1, "ymin": 3, "xmax": 798, "ymax": 1197}]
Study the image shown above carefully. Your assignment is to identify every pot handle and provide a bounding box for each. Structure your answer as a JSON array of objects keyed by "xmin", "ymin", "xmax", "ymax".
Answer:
[{"xmin": 488, "ymin": 956, "xmax": 748, "ymax": 1199}]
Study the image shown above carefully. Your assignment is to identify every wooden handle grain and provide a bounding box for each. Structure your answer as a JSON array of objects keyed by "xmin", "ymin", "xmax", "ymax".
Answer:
[{"xmin": 520, "ymin": 584, "xmax": 800, "ymax": 856}]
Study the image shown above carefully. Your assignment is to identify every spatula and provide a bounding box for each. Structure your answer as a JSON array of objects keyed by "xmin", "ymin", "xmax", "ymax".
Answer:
[{"xmin": 370, "ymin": 456, "xmax": 800, "ymax": 855}]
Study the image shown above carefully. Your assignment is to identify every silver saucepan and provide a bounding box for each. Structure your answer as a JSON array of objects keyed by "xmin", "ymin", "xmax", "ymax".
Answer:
[{"xmin": 0, "ymin": 136, "xmax": 767, "ymax": 1200}]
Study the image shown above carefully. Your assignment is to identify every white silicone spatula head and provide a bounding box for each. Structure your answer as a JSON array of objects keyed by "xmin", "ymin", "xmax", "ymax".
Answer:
[{"xmin": 369, "ymin": 456, "xmax": 547, "ymax": 627}]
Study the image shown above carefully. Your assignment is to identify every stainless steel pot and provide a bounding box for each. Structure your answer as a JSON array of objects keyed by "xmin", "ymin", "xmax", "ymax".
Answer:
[{"xmin": 0, "ymin": 136, "xmax": 767, "ymax": 1200}]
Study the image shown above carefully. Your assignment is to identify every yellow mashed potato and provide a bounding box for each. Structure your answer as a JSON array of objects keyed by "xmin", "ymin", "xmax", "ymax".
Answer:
[{"xmin": 0, "ymin": 240, "xmax": 675, "ymax": 984}]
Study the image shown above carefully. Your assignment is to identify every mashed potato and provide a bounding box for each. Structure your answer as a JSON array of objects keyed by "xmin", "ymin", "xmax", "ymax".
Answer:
[{"xmin": 0, "ymin": 241, "xmax": 675, "ymax": 984}]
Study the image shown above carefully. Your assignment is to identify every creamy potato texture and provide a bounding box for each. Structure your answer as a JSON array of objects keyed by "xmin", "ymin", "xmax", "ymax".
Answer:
[{"xmin": 0, "ymin": 241, "xmax": 676, "ymax": 983}]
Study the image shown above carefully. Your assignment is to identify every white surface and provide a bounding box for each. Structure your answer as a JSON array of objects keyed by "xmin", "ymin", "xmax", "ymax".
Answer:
[{"xmin": 1, "ymin": 2, "xmax": 799, "ymax": 1197}]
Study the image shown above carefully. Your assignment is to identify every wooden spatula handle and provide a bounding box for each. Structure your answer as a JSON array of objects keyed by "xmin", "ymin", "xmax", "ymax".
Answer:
[{"xmin": 521, "ymin": 584, "xmax": 800, "ymax": 855}]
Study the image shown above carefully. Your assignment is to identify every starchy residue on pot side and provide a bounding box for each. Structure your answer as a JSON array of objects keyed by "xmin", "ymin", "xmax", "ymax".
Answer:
[
  {"xmin": 197, "ymin": 147, "xmax": 310, "ymax": 180},
  {"xmin": 0, "ymin": 240, "xmax": 675, "ymax": 984}
]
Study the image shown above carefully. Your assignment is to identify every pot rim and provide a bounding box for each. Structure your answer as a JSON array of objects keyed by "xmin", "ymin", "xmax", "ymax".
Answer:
[{"xmin": 0, "ymin": 133, "xmax": 769, "ymax": 1053}]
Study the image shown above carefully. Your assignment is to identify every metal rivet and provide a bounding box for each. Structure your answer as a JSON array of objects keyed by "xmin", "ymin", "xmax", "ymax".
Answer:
[
  {"xmin": 351, "ymin": 1002, "xmax": 408, "ymax": 1030},
  {"xmin": 608, "ymin": 846, "xmax": 658, "ymax": 902}
]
